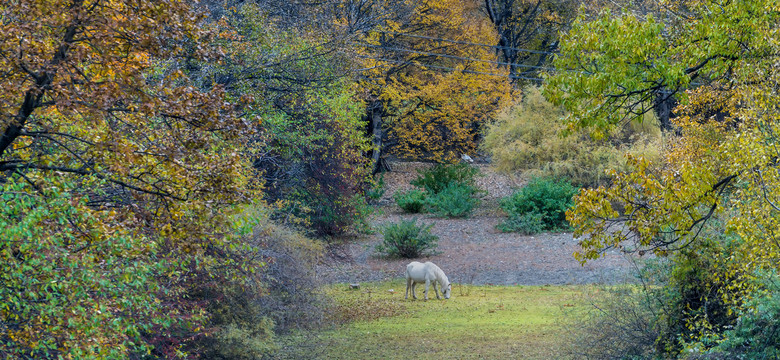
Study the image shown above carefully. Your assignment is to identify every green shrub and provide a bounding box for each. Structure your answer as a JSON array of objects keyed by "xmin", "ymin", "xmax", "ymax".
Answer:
[
  {"xmin": 426, "ymin": 183, "xmax": 480, "ymax": 218},
  {"xmin": 499, "ymin": 177, "xmax": 578, "ymax": 233},
  {"xmin": 482, "ymin": 86, "xmax": 662, "ymax": 187},
  {"xmin": 376, "ymin": 219, "xmax": 439, "ymax": 258},
  {"xmin": 394, "ymin": 189, "xmax": 428, "ymax": 213},
  {"xmin": 497, "ymin": 212, "xmax": 545, "ymax": 234},
  {"xmin": 366, "ymin": 174, "xmax": 386, "ymax": 204},
  {"xmin": 706, "ymin": 275, "xmax": 780, "ymax": 358},
  {"xmin": 411, "ymin": 162, "xmax": 479, "ymax": 194}
]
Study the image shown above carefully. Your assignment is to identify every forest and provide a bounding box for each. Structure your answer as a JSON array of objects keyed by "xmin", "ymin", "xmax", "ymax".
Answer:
[{"xmin": 1, "ymin": 0, "xmax": 779, "ymax": 358}]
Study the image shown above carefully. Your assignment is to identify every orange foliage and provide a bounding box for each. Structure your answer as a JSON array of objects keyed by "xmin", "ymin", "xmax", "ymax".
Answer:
[{"xmin": 355, "ymin": 0, "xmax": 514, "ymax": 162}]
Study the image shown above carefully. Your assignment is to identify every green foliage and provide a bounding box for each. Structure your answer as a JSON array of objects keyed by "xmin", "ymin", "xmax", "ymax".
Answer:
[
  {"xmin": 403, "ymin": 163, "xmax": 483, "ymax": 218},
  {"xmin": 411, "ymin": 163, "xmax": 480, "ymax": 194},
  {"xmin": 207, "ymin": 4, "xmax": 373, "ymax": 237},
  {"xmin": 376, "ymin": 219, "xmax": 439, "ymax": 258},
  {"xmin": 426, "ymin": 183, "xmax": 480, "ymax": 218},
  {"xmin": 304, "ymin": 193, "xmax": 374, "ymax": 238},
  {"xmin": 366, "ymin": 174, "xmax": 386, "ymax": 204},
  {"xmin": 394, "ymin": 189, "xmax": 428, "ymax": 213},
  {"xmin": 496, "ymin": 212, "xmax": 545, "ymax": 235},
  {"xmin": 706, "ymin": 275, "xmax": 780, "ymax": 358},
  {"xmin": 482, "ymin": 86, "xmax": 662, "ymax": 187},
  {"xmin": 499, "ymin": 178, "xmax": 578, "ymax": 233},
  {"xmin": 655, "ymin": 245, "xmax": 743, "ymax": 355},
  {"xmin": 0, "ymin": 177, "xmax": 177, "ymax": 358}
]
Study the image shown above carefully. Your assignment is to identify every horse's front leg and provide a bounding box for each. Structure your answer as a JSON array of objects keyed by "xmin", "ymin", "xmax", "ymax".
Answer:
[
  {"xmin": 433, "ymin": 281, "xmax": 441, "ymax": 299},
  {"xmin": 424, "ymin": 279, "xmax": 430, "ymax": 300}
]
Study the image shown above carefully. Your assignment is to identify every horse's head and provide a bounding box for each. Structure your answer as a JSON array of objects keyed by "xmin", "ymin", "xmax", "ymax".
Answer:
[{"xmin": 443, "ymin": 282, "xmax": 451, "ymax": 299}]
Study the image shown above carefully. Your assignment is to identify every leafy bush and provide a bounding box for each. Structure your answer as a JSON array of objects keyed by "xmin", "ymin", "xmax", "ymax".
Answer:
[
  {"xmin": 496, "ymin": 211, "xmax": 545, "ymax": 234},
  {"xmin": 0, "ymin": 178, "xmax": 181, "ymax": 358},
  {"xmin": 705, "ymin": 275, "xmax": 780, "ymax": 358},
  {"xmin": 376, "ymin": 219, "xmax": 439, "ymax": 258},
  {"xmin": 426, "ymin": 183, "xmax": 480, "ymax": 218},
  {"xmin": 366, "ymin": 174, "xmax": 386, "ymax": 204},
  {"xmin": 411, "ymin": 162, "xmax": 479, "ymax": 194},
  {"xmin": 499, "ymin": 177, "xmax": 578, "ymax": 233},
  {"xmin": 482, "ymin": 86, "xmax": 662, "ymax": 187},
  {"xmin": 394, "ymin": 189, "xmax": 428, "ymax": 213}
]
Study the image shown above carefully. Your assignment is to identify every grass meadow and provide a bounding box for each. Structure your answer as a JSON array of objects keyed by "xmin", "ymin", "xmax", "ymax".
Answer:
[{"xmin": 279, "ymin": 280, "xmax": 599, "ymax": 359}]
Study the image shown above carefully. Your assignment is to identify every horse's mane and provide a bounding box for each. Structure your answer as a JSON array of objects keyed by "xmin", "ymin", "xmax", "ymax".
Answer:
[{"xmin": 433, "ymin": 265, "xmax": 449, "ymax": 286}]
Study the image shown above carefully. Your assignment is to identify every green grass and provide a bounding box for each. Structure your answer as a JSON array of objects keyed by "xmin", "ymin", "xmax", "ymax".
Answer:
[{"xmin": 279, "ymin": 280, "xmax": 594, "ymax": 359}]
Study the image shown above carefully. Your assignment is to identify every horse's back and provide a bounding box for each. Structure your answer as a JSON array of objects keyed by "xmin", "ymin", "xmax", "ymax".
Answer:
[
  {"xmin": 406, "ymin": 261, "xmax": 430, "ymax": 281},
  {"xmin": 407, "ymin": 261, "xmax": 441, "ymax": 282}
]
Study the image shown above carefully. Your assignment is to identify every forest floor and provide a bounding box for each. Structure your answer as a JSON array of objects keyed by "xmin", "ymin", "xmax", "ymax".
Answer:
[{"xmin": 318, "ymin": 161, "xmax": 641, "ymax": 287}]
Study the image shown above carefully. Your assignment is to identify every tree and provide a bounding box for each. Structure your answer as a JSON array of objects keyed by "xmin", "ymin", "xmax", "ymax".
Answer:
[
  {"xmin": 0, "ymin": 0, "xmax": 258, "ymax": 356},
  {"xmin": 197, "ymin": 3, "xmax": 373, "ymax": 237},
  {"xmin": 483, "ymin": 0, "xmax": 578, "ymax": 80},
  {"xmin": 548, "ymin": 0, "xmax": 780, "ymax": 354},
  {"xmin": 344, "ymin": 0, "xmax": 514, "ymax": 164}
]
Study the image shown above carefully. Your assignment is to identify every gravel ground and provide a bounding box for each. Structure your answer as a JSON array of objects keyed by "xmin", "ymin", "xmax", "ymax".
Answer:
[{"xmin": 317, "ymin": 161, "xmax": 640, "ymax": 286}]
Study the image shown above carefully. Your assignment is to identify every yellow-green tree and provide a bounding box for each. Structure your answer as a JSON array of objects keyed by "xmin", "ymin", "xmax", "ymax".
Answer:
[{"xmin": 547, "ymin": 0, "xmax": 780, "ymax": 355}]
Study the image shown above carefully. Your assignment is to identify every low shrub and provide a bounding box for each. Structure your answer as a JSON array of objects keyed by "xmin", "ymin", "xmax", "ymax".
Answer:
[
  {"xmin": 497, "ymin": 212, "xmax": 544, "ymax": 234},
  {"xmin": 394, "ymin": 189, "xmax": 428, "ymax": 213},
  {"xmin": 499, "ymin": 177, "xmax": 578, "ymax": 233},
  {"xmin": 365, "ymin": 174, "xmax": 386, "ymax": 204},
  {"xmin": 426, "ymin": 183, "xmax": 480, "ymax": 218},
  {"xmin": 376, "ymin": 218, "xmax": 439, "ymax": 258},
  {"xmin": 411, "ymin": 162, "xmax": 479, "ymax": 194}
]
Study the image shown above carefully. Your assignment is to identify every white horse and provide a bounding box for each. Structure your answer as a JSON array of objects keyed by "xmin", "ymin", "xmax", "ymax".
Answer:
[{"xmin": 405, "ymin": 261, "xmax": 451, "ymax": 300}]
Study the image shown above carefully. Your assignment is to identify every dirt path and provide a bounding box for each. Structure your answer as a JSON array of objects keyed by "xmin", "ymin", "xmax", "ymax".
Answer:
[{"xmin": 317, "ymin": 162, "xmax": 639, "ymax": 286}]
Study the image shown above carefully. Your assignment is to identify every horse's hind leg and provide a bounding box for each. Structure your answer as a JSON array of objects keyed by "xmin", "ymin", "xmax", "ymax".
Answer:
[
  {"xmin": 424, "ymin": 280, "xmax": 430, "ymax": 300},
  {"xmin": 411, "ymin": 282, "xmax": 418, "ymax": 299},
  {"xmin": 405, "ymin": 278, "xmax": 411, "ymax": 300}
]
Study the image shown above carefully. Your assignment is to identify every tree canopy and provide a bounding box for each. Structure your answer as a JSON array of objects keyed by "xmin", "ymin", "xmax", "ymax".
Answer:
[
  {"xmin": 542, "ymin": 1, "xmax": 780, "ymax": 354},
  {"xmin": 0, "ymin": 0, "xmax": 259, "ymax": 356},
  {"xmin": 348, "ymin": 0, "xmax": 514, "ymax": 162}
]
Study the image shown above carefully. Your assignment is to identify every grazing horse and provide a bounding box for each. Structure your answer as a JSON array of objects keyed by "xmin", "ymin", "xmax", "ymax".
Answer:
[{"xmin": 405, "ymin": 261, "xmax": 451, "ymax": 300}]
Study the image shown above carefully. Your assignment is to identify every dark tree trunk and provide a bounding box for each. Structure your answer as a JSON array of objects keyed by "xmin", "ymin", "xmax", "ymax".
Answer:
[
  {"xmin": 654, "ymin": 89, "xmax": 677, "ymax": 132},
  {"xmin": 368, "ymin": 99, "xmax": 390, "ymax": 174}
]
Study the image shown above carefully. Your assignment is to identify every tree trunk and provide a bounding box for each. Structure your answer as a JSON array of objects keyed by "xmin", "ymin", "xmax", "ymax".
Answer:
[
  {"xmin": 368, "ymin": 99, "xmax": 390, "ymax": 174},
  {"xmin": 654, "ymin": 89, "xmax": 676, "ymax": 132}
]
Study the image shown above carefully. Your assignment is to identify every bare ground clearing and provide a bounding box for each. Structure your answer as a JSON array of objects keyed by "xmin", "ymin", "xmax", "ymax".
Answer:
[{"xmin": 317, "ymin": 161, "xmax": 640, "ymax": 286}]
